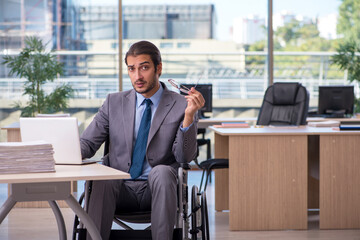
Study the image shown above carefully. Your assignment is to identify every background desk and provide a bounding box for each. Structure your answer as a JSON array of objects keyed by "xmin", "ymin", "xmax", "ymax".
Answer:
[
  {"xmin": 210, "ymin": 126, "xmax": 360, "ymax": 231},
  {"xmin": 0, "ymin": 164, "xmax": 129, "ymax": 240},
  {"xmin": 198, "ymin": 116, "xmax": 360, "ymax": 128}
]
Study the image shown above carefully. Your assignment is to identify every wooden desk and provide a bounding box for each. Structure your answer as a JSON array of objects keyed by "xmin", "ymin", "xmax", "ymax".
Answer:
[
  {"xmin": 210, "ymin": 126, "xmax": 360, "ymax": 230},
  {"xmin": 307, "ymin": 116, "xmax": 360, "ymax": 123},
  {"xmin": 0, "ymin": 164, "xmax": 130, "ymax": 240},
  {"xmin": 1, "ymin": 122, "xmax": 21, "ymax": 142},
  {"xmin": 198, "ymin": 116, "xmax": 360, "ymax": 128}
]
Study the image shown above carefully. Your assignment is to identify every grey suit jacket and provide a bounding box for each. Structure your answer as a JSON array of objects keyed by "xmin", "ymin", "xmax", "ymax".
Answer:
[{"xmin": 80, "ymin": 82, "xmax": 198, "ymax": 173}]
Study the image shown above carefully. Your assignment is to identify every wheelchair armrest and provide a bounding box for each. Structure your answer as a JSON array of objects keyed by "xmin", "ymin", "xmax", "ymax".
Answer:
[{"xmin": 180, "ymin": 162, "xmax": 191, "ymax": 170}]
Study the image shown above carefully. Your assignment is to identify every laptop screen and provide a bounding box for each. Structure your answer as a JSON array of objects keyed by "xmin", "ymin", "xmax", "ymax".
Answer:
[{"xmin": 20, "ymin": 117, "xmax": 83, "ymax": 165}]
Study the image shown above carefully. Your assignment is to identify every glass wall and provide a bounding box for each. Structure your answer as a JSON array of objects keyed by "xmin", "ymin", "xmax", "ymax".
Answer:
[
  {"xmin": 0, "ymin": 0, "xmax": 119, "ymax": 143},
  {"xmin": 120, "ymin": 0, "xmax": 349, "ymax": 116},
  {"xmin": 0, "ymin": 0, "xmax": 354, "ymax": 135}
]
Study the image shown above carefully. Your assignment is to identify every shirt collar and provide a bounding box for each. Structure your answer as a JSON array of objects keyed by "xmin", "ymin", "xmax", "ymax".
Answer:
[{"xmin": 135, "ymin": 83, "xmax": 163, "ymax": 108}]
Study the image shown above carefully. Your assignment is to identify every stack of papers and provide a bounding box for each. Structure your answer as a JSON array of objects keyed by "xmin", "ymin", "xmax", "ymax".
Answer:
[
  {"xmin": 308, "ymin": 120, "xmax": 340, "ymax": 127},
  {"xmin": 0, "ymin": 141, "xmax": 55, "ymax": 174},
  {"xmin": 213, "ymin": 122, "xmax": 250, "ymax": 128},
  {"xmin": 268, "ymin": 125, "xmax": 301, "ymax": 129}
]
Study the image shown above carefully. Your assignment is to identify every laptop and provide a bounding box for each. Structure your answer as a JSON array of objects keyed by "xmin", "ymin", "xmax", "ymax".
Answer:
[{"xmin": 20, "ymin": 117, "xmax": 96, "ymax": 165}]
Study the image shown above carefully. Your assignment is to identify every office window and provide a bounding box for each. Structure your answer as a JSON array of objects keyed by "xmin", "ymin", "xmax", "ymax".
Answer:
[
  {"xmin": 111, "ymin": 43, "xmax": 118, "ymax": 49},
  {"xmin": 120, "ymin": 0, "xmax": 347, "ymax": 115},
  {"xmin": 0, "ymin": 0, "xmax": 350, "ymax": 134},
  {"xmin": 160, "ymin": 42, "xmax": 174, "ymax": 49},
  {"xmin": 177, "ymin": 42, "xmax": 190, "ymax": 48},
  {"xmin": 0, "ymin": 0, "xmax": 118, "ymax": 143}
]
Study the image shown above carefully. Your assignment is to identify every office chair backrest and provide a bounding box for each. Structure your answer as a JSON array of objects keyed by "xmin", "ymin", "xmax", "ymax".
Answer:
[{"xmin": 257, "ymin": 82, "xmax": 309, "ymax": 126}]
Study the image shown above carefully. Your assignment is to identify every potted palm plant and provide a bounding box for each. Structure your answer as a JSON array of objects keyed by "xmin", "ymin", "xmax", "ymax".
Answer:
[
  {"xmin": 331, "ymin": 40, "xmax": 360, "ymax": 113},
  {"xmin": 2, "ymin": 36, "xmax": 74, "ymax": 117}
]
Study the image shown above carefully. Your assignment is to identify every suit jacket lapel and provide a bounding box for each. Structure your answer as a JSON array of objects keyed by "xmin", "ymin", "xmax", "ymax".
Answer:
[
  {"xmin": 148, "ymin": 87, "xmax": 176, "ymax": 145},
  {"xmin": 123, "ymin": 90, "xmax": 136, "ymax": 154}
]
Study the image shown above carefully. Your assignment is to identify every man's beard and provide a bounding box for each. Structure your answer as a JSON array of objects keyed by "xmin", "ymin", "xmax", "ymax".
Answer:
[{"xmin": 133, "ymin": 79, "xmax": 156, "ymax": 94}]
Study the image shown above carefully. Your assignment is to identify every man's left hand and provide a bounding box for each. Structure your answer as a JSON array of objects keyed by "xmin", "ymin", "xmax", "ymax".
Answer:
[{"xmin": 183, "ymin": 87, "xmax": 205, "ymax": 127}]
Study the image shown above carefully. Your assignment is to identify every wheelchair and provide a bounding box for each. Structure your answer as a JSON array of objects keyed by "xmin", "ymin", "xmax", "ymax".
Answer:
[{"xmin": 72, "ymin": 163, "xmax": 209, "ymax": 240}]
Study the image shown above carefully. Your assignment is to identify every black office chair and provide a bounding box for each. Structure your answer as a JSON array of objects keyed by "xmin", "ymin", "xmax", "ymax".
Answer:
[
  {"xmin": 73, "ymin": 140, "xmax": 210, "ymax": 240},
  {"xmin": 194, "ymin": 128, "xmax": 217, "ymax": 192},
  {"xmin": 197, "ymin": 82, "xmax": 310, "ymax": 192},
  {"xmin": 257, "ymin": 82, "xmax": 309, "ymax": 126},
  {"xmin": 196, "ymin": 128, "xmax": 211, "ymax": 161}
]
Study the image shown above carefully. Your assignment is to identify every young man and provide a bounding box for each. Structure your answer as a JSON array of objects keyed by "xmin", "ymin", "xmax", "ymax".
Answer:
[{"xmin": 80, "ymin": 40, "xmax": 205, "ymax": 240}]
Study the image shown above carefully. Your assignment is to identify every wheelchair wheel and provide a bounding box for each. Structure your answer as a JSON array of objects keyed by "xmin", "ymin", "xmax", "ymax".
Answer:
[
  {"xmin": 200, "ymin": 191, "xmax": 210, "ymax": 240},
  {"xmin": 191, "ymin": 186, "xmax": 200, "ymax": 240},
  {"xmin": 190, "ymin": 185, "xmax": 210, "ymax": 240}
]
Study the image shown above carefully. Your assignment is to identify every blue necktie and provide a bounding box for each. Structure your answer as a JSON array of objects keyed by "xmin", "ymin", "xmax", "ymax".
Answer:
[{"xmin": 130, "ymin": 99, "xmax": 152, "ymax": 179}]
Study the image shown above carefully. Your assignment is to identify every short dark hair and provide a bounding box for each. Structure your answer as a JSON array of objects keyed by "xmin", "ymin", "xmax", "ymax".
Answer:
[{"xmin": 125, "ymin": 41, "xmax": 162, "ymax": 70}]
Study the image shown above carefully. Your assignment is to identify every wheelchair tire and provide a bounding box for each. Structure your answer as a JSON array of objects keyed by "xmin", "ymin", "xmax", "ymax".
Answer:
[
  {"xmin": 200, "ymin": 191, "xmax": 210, "ymax": 240},
  {"xmin": 191, "ymin": 185, "xmax": 200, "ymax": 240},
  {"xmin": 190, "ymin": 185, "xmax": 210, "ymax": 240}
]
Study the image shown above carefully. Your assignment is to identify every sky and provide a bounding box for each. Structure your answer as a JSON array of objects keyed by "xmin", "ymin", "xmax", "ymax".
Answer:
[{"xmin": 89, "ymin": 0, "xmax": 343, "ymax": 41}]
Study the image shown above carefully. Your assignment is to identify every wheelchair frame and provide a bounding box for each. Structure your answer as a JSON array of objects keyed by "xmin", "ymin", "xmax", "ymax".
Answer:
[{"xmin": 72, "ymin": 165, "xmax": 209, "ymax": 240}]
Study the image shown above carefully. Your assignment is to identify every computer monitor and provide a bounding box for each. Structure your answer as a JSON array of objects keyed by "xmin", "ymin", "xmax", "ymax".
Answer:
[
  {"xmin": 180, "ymin": 84, "xmax": 212, "ymax": 118},
  {"xmin": 318, "ymin": 85, "xmax": 354, "ymax": 118}
]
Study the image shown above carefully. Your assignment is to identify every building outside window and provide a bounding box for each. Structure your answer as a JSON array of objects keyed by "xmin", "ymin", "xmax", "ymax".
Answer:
[{"xmin": 0, "ymin": 0, "xmax": 353, "ymax": 141}]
